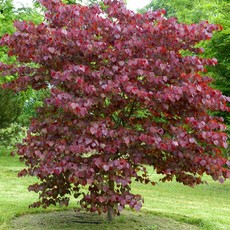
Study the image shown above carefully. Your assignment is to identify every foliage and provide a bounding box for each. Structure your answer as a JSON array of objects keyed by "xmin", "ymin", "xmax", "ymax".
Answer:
[
  {"xmin": 0, "ymin": 1, "xmax": 23, "ymax": 132},
  {"xmin": 0, "ymin": 0, "xmax": 43, "ymax": 65},
  {"xmin": 202, "ymin": 1, "xmax": 230, "ymax": 99},
  {"xmin": 0, "ymin": 122, "xmax": 26, "ymax": 148},
  {"xmin": 139, "ymin": 0, "xmax": 229, "ymax": 24},
  {"xmin": 0, "ymin": 0, "xmax": 230, "ymax": 220},
  {"xmin": 138, "ymin": 0, "xmax": 175, "ymax": 17},
  {"xmin": 0, "ymin": 0, "xmax": 15, "ymax": 35},
  {"xmin": 0, "ymin": 0, "xmax": 17, "ymax": 68},
  {"xmin": 0, "ymin": 0, "xmax": 44, "ymax": 148},
  {"xmin": 0, "ymin": 89, "xmax": 24, "ymax": 128},
  {"xmin": 17, "ymin": 88, "xmax": 50, "ymax": 126},
  {"xmin": 32, "ymin": 0, "xmax": 105, "ymax": 10},
  {"xmin": 139, "ymin": 0, "xmax": 230, "ymax": 124}
]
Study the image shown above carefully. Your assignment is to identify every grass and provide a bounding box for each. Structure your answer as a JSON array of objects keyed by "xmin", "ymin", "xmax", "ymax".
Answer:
[
  {"xmin": 10, "ymin": 210, "xmax": 199, "ymax": 230},
  {"xmin": 0, "ymin": 154, "xmax": 230, "ymax": 229},
  {"xmin": 133, "ymin": 169, "xmax": 230, "ymax": 230}
]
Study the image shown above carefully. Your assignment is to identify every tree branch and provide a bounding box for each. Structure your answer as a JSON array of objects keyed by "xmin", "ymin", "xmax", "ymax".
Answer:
[{"xmin": 128, "ymin": 99, "xmax": 137, "ymax": 119}]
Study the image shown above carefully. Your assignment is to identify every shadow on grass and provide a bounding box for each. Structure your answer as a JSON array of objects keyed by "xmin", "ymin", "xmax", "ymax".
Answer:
[{"xmin": 10, "ymin": 209, "xmax": 199, "ymax": 230}]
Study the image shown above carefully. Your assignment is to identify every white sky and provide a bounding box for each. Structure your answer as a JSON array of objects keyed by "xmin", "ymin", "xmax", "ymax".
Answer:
[
  {"xmin": 13, "ymin": 0, "xmax": 33, "ymax": 8},
  {"xmin": 126, "ymin": 0, "xmax": 151, "ymax": 12},
  {"xmin": 13, "ymin": 0, "xmax": 151, "ymax": 12}
]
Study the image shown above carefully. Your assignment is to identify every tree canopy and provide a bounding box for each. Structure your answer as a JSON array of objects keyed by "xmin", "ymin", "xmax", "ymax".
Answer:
[
  {"xmin": 139, "ymin": 0, "xmax": 230, "ymax": 124},
  {"xmin": 0, "ymin": 0, "xmax": 229, "ymax": 220}
]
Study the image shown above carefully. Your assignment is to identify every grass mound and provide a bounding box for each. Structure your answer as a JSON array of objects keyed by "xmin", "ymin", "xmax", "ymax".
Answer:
[{"xmin": 10, "ymin": 209, "xmax": 199, "ymax": 230}]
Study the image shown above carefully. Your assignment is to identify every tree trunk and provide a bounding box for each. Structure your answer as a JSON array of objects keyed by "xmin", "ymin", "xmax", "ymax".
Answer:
[
  {"xmin": 107, "ymin": 180, "xmax": 115, "ymax": 221},
  {"xmin": 107, "ymin": 206, "xmax": 114, "ymax": 221}
]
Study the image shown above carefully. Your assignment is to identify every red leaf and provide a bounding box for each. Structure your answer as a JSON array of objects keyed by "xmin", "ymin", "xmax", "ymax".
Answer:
[
  {"xmin": 70, "ymin": 103, "xmax": 77, "ymax": 110},
  {"xmin": 134, "ymin": 203, "xmax": 142, "ymax": 211},
  {"xmin": 48, "ymin": 47, "xmax": 55, "ymax": 53},
  {"xmin": 103, "ymin": 165, "xmax": 109, "ymax": 171},
  {"xmin": 118, "ymin": 61, "xmax": 125, "ymax": 66}
]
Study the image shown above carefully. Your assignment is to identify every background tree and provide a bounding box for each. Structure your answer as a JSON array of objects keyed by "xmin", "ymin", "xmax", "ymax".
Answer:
[
  {"xmin": 1, "ymin": 0, "xmax": 230, "ymax": 221},
  {"xmin": 0, "ymin": 0, "xmax": 24, "ymax": 135},
  {"xmin": 138, "ymin": 0, "xmax": 175, "ymax": 17}
]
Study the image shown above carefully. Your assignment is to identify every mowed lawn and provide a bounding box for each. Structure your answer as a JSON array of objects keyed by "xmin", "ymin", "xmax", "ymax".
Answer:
[
  {"xmin": 0, "ymin": 155, "xmax": 230, "ymax": 230},
  {"xmin": 133, "ymin": 169, "xmax": 230, "ymax": 229}
]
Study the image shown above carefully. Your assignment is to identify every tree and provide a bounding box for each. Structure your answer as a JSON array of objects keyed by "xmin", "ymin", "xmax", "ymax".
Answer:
[
  {"xmin": 0, "ymin": 0, "xmax": 230, "ymax": 221},
  {"xmin": 0, "ymin": 0, "xmax": 24, "ymax": 129},
  {"xmin": 138, "ymin": 0, "xmax": 175, "ymax": 17}
]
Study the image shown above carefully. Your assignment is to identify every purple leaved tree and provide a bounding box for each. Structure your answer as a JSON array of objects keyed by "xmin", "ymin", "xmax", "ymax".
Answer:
[{"xmin": 0, "ymin": 0, "xmax": 229, "ymax": 221}]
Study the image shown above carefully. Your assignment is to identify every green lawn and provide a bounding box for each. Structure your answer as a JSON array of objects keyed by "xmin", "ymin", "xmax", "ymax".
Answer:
[
  {"xmin": 133, "ymin": 169, "xmax": 230, "ymax": 229},
  {"xmin": 0, "ymin": 155, "xmax": 230, "ymax": 229}
]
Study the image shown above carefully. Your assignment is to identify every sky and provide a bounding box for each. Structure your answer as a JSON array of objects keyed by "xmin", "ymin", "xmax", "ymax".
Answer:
[
  {"xmin": 13, "ymin": 0, "xmax": 151, "ymax": 12},
  {"xmin": 126, "ymin": 0, "xmax": 151, "ymax": 12}
]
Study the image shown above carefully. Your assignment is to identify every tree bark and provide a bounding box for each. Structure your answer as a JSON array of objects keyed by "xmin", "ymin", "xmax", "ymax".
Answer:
[
  {"xmin": 107, "ymin": 206, "xmax": 114, "ymax": 222},
  {"xmin": 107, "ymin": 180, "xmax": 115, "ymax": 221}
]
